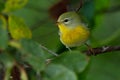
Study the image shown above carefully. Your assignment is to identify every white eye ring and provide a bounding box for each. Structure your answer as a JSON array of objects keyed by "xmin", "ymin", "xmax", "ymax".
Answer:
[
  {"xmin": 63, "ymin": 19, "xmax": 69, "ymax": 22},
  {"xmin": 63, "ymin": 18, "xmax": 70, "ymax": 24}
]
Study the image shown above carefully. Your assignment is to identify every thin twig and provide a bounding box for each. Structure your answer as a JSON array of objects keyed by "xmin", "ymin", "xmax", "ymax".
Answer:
[
  {"xmin": 39, "ymin": 44, "xmax": 58, "ymax": 56},
  {"xmin": 83, "ymin": 46, "xmax": 120, "ymax": 56},
  {"xmin": 76, "ymin": 0, "xmax": 83, "ymax": 12},
  {"xmin": 36, "ymin": 71, "xmax": 42, "ymax": 80}
]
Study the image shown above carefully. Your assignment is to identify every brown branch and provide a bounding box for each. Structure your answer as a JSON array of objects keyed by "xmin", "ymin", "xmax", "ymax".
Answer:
[
  {"xmin": 83, "ymin": 46, "xmax": 120, "ymax": 56},
  {"xmin": 45, "ymin": 46, "xmax": 120, "ymax": 65}
]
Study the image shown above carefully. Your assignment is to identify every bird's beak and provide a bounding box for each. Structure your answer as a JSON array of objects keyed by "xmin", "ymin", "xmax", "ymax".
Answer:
[
  {"xmin": 56, "ymin": 21, "xmax": 61, "ymax": 25},
  {"xmin": 56, "ymin": 22, "xmax": 59, "ymax": 25}
]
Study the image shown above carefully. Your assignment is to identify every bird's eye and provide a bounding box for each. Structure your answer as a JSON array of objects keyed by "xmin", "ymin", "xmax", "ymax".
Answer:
[{"xmin": 63, "ymin": 19, "xmax": 69, "ymax": 22}]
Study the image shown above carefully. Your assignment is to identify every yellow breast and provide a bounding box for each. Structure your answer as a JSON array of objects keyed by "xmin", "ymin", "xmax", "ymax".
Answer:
[{"xmin": 58, "ymin": 24, "xmax": 90, "ymax": 47}]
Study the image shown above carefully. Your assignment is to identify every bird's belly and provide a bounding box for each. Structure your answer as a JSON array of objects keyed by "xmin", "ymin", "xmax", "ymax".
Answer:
[{"xmin": 60, "ymin": 27, "xmax": 90, "ymax": 47}]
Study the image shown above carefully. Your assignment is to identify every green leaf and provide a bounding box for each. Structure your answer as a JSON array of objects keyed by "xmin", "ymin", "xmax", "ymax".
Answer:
[
  {"xmin": 3, "ymin": 0, "xmax": 28, "ymax": 12},
  {"xmin": 95, "ymin": 0, "xmax": 110, "ymax": 11},
  {"xmin": 87, "ymin": 52, "xmax": 120, "ymax": 80},
  {"xmin": 0, "ymin": 18, "xmax": 8, "ymax": 50},
  {"xmin": 0, "ymin": 1, "xmax": 5, "ymax": 12},
  {"xmin": 0, "ymin": 53, "xmax": 14, "ymax": 68},
  {"xmin": 8, "ymin": 15, "xmax": 32, "ymax": 40},
  {"xmin": 12, "ymin": 0, "xmax": 60, "ymax": 50},
  {"xmin": 45, "ymin": 64, "xmax": 77, "ymax": 80},
  {"xmin": 27, "ymin": 69, "xmax": 37, "ymax": 80},
  {"xmin": 27, "ymin": 0, "xmax": 58, "ymax": 10},
  {"xmin": 110, "ymin": 0, "xmax": 120, "ymax": 7},
  {"xmin": 0, "ymin": 53, "xmax": 14, "ymax": 80},
  {"xmin": 19, "ymin": 39, "xmax": 46, "ymax": 71},
  {"xmin": 52, "ymin": 51, "xmax": 89, "ymax": 73},
  {"xmin": 77, "ymin": 61, "xmax": 91, "ymax": 80},
  {"xmin": 80, "ymin": 1, "xmax": 95, "ymax": 27},
  {"xmin": 92, "ymin": 11, "xmax": 120, "ymax": 46}
]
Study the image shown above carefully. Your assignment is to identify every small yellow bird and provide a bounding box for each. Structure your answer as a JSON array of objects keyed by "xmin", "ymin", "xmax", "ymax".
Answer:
[{"xmin": 57, "ymin": 11, "xmax": 90, "ymax": 49}]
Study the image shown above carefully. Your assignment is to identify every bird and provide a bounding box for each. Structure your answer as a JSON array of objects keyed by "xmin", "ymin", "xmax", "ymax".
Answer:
[{"xmin": 56, "ymin": 11, "xmax": 90, "ymax": 50}]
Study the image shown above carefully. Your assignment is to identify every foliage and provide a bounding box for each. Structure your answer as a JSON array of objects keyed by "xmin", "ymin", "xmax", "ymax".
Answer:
[{"xmin": 0, "ymin": 0, "xmax": 120, "ymax": 80}]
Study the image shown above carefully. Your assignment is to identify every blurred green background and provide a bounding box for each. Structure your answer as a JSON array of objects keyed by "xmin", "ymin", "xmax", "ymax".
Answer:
[{"xmin": 0, "ymin": 0, "xmax": 120, "ymax": 80}]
